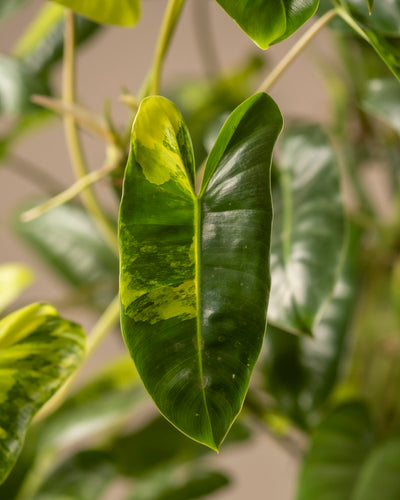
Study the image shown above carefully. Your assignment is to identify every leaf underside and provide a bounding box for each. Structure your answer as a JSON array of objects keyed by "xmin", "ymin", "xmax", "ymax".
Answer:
[{"xmin": 119, "ymin": 93, "xmax": 283, "ymax": 450}]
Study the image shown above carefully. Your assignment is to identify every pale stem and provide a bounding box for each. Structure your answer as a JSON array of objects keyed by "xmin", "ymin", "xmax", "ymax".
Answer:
[
  {"xmin": 63, "ymin": 11, "xmax": 119, "ymax": 254},
  {"xmin": 143, "ymin": 0, "xmax": 187, "ymax": 96},
  {"xmin": 34, "ymin": 295, "xmax": 121, "ymax": 422},
  {"xmin": 20, "ymin": 152, "xmax": 123, "ymax": 223},
  {"xmin": 257, "ymin": 9, "xmax": 338, "ymax": 94}
]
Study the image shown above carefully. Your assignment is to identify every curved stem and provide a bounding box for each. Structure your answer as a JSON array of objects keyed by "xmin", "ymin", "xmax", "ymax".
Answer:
[
  {"xmin": 63, "ymin": 11, "xmax": 119, "ymax": 254},
  {"xmin": 257, "ymin": 9, "xmax": 338, "ymax": 94},
  {"xmin": 142, "ymin": 0, "xmax": 187, "ymax": 97},
  {"xmin": 34, "ymin": 295, "xmax": 121, "ymax": 422}
]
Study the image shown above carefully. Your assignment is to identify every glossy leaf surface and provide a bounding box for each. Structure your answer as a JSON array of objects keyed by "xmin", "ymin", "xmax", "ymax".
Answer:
[
  {"xmin": 51, "ymin": 0, "xmax": 140, "ymax": 26},
  {"xmin": 119, "ymin": 93, "xmax": 282, "ymax": 449},
  {"xmin": 265, "ymin": 227, "xmax": 359, "ymax": 427},
  {"xmin": 215, "ymin": 0, "xmax": 319, "ymax": 49},
  {"xmin": 362, "ymin": 78, "xmax": 400, "ymax": 134},
  {"xmin": 0, "ymin": 303, "xmax": 85, "ymax": 484},
  {"xmin": 14, "ymin": 204, "xmax": 118, "ymax": 308},
  {"xmin": 268, "ymin": 125, "xmax": 345, "ymax": 335},
  {"xmin": 297, "ymin": 402, "xmax": 375, "ymax": 500},
  {"xmin": 0, "ymin": 264, "xmax": 33, "ymax": 314}
]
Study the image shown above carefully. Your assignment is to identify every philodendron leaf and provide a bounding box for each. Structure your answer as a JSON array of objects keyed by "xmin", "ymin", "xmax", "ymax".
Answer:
[
  {"xmin": 361, "ymin": 78, "xmax": 400, "ymax": 134},
  {"xmin": 119, "ymin": 93, "xmax": 282, "ymax": 450},
  {"xmin": 14, "ymin": 203, "xmax": 118, "ymax": 308},
  {"xmin": 215, "ymin": 0, "xmax": 319, "ymax": 49},
  {"xmin": 0, "ymin": 263, "xmax": 33, "ymax": 314},
  {"xmin": 0, "ymin": 303, "xmax": 85, "ymax": 484},
  {"xmin": 51, "ymin": 0, "xmax": 140, "ymax": 26},
  {"xmin": 297, "ymin": 402, "xmax": 375, "ymax": 500},
  {"xmin": 268, "ymin": 125, "xmax": 345, "ymax": 335},
  {"xmin": 337, "ymin": 4, "xmax": 400, "ymax": 82},
  {"xmin": 265, "ymin": 225, "xmax": 360, "ymax": 428},
  {"xmin": 352, "ymin": 436, "xmax": 400, "ymax": 500}
]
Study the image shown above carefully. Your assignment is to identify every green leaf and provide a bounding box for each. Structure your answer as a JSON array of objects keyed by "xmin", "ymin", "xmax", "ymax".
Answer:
[
  {"xmin": 361, "ymin": 78, "xmax": 400, "ymax": 134},
  {"xmin": 265, "ymin": 226, "xmax": 360, "ymax": 427},
  {"xmin": 0, "ymin": 54, "xmax": 48, "ymax": 116},
  {"xmin": 352, "ymin": 436, "xmax": 400, "ymax": 500},
  {"xmin": 347, "ymin": 0, "xmax": 400, "ymax": 36},
  {"xmin": 38, "ymin": 356, "xmax": 145, "ymax": 452},
  {"xmin": 131, "ymin": 468, "xmax": 230, "ymax": 500},
  {"xmin": 14, "ymin": 203, "xmax": 118, "ymax": 308},
  {"xmin": 119, "ymin": 93, "xmax": 282, "ymax": 450},
  {"xmin": 51, "ymin": 0, "xmax": 140, "ymax": 27},
  {"xmin": 0, "ymin": 0, "xmax": 31, "ymax": 23},
  {"xmin": 0, "ymin": 263, "xmax": 33, "ymax": 314},
  {"xmin": 0, "ymin": 303, "xmax": 86, "ymax": 484},
  {"xmin": 33, "ymin": 450, "xmax": 115, "ymax": 500},
  {"xmin": 297, "ymin": 402, "xmax": 375, "ymax": 500},
  {"xmin": 337, "ymin": 5, "xmax": 400, "ymax": 82},
  {"xmin": 215, "ymin": 0, "xmax": 319, "ymax": 49},
  {"xmin": 268, "ymin": 125, "xmax": 345, "ymax": 335}
]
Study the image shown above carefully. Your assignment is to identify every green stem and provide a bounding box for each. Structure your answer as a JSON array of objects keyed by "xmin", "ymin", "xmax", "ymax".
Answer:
[
  {"xmin": 34, "ymin": 295, "xmax": 121, "ymax": 422},
  {"xmin": 141, "ymin": 0, "xmax": 187, "ymax": 97},
  {"xmin": 63, "ymin": 11, "xmax": 119, "ymax": 254},
  {"xmin": 257, "ymin": 9, "xmax": 338, "ymax": 93}
]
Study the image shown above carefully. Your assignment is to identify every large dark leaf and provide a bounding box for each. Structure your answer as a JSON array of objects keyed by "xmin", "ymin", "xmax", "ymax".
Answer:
[
  {"xmin": 51, "ymin": 0, "xmax": 140, "ymax": 26},
  {"xmin": 0, "ymin": 303, "xmax": 85, "ymax": 484},
  {"xmin": 265, "ymin": 227, "xmax": 359, "ymax": 427},
  {"xmin": 119, "ymin": 93, "xmax": 282, "ymax": 450},
  {"xmin": 268, "ymin": 125, "xmax": 345, "ymax": 335},
  {"xmin": 14, "ymin": 203, "xmax": 118, "ymax": 308},
  {"xmin": 215, "ymin": 0, "xmax": 319, "ymax": 49},
  {"xmin": 297, "ymin": 402, "xmax": 375, "ymax": 500}
]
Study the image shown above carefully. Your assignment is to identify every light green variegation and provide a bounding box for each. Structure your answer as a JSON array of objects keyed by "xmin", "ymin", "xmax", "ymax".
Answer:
[
  {"xmin": 268, "ymin": 125, "xmax": 345, "ymax": 335},
  {"xmin": 215, "ymin": 0, "xmax": 319, "ymax": 49},
  {"xmin": 0, "ymin": 303, "xmax": 85, "ymax": 484},
  {"xmin": 119, "ymin": 93, "xmax": 282, "ymax": 450},
  {"xmin": 51, "ymin": 0, "xmax": 140, "ymax": 27},
  {"xmin": 0, "ymin": 264, "xmax": 33, "ymax": 314}
]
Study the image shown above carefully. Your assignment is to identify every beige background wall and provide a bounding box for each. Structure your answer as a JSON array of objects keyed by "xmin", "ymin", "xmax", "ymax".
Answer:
[{"xmin": 0, "ymin": 1, "xmax": 333, "ymax": 498}]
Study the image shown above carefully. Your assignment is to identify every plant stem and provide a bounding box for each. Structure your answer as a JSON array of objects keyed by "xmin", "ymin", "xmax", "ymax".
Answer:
[
  {"xmin": 34, "ymin": 295, "xmax": 121, "ymax": 422},
  {"xmin": 257, "ymin": 9, "xmax": 338, "ymax": 94},
  {"xmin": 143, "ymin": 0, "xmax": 187, "ymax": 96},
  {"xmin": 20, "ymin": 150, "xmax": 123, "ymax": 223},
  {"xmin": 63, "ymin": 11, "xmax": 119, "ymax": 254}
]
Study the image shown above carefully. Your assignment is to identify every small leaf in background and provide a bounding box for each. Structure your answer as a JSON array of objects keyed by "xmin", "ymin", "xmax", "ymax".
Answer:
[
  {"xmin": 265, "ymin": 226, "xmax": 360, "ymax": 428},
  {"xmin": 130, "ymin": 468, "xmax": 230, "ymax": 500},
  {"xmin": 268, "ymin": 125, "xmax": 345, "ymax": 335},
  {"xmin": 297, "ymin": 402, "xmax": 375, "ymax": 500},
  {"xmin": 51, "ymin": 0, "xmax": 141, "ymax": 27},
  {"xmin": 337, "ymin": 3, "xmax": 400, "ymax": 82},
  {"xmin": 0, "ymin": 54, "xmax": 49, "ymax": 116},
  {"xmin": 0, "ymin": 263, "xmax": 33, "ymax": 314},
  {"xmin": 119, "ymin": 93, "xmax": 282, "ymax": 450},
  {"xmin": 0, "ymin": 303, "xmax": 85, "ymax": 484},
  {"xmin": 32, "ymin": 450, "xmax": 115, "ymax": 500},
  {"xmin": 352, "ymin": 436, "xmax": 400, "ymax": 500},
  {"xmin": 215, "ymin": 0, "xmax": 319, "ymax": 49},
  {"xmin": 347, "ymin": 0, "xmax": 400, "ymax": 36},
  {"xmin": 366, "ymin": 0, "xmax": 374, "ymax": 15},
  {"xmin": 14, "ymin": 203, "xmax": 119, "ymax": 308},
  {"xmin": 361, "ymin": 78, "xmax": 400, "ymax": 134}
]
